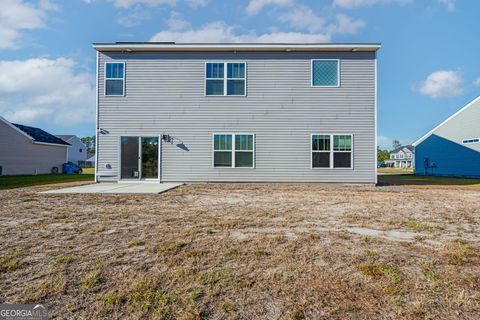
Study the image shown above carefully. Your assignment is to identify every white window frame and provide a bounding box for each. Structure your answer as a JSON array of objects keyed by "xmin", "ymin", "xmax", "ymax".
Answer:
[
  {"xmin": 104, "ymin": 62, "xmax": 125, "ymax": 96},
  {"xmin": 204, "ymin": 62, "xmax": 247, "ymax": 96},
  {"xmin": 212, "ymin": 133, "xmax": 255, "ymax": 168},
  {"xmin": 462, "ymin": 138, "xmax": 480, "ymax": 144},
  {"xmin": 311, "ymin": 134, "xmax": 353, "ymax": 169},
  {"xmin": 311, "ymin": 59, "xmax": 340, "ymax": 88}
]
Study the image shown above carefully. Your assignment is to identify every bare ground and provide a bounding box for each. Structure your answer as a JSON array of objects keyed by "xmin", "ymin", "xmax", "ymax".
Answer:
[{"xmin": 0, "ymin": 182, "xmax": 479, "ymax": 319}]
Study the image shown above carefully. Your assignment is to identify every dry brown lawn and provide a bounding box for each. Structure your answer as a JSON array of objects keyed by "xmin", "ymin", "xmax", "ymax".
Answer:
[{"xmin": 0, "ymin": 182, "xmax": 479, "ymax": 319}]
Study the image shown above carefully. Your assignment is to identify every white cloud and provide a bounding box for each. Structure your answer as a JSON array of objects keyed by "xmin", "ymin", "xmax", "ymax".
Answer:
[
  {"xmin": 150, "ymin": 20, "xmax": 332, "ymax": 43},
  {"xmin": 438, "ymin": 0, "xmax": 455, "ymax": 12},
  {"xmin": 279, "ymin": 5, "xmax": 326, "ymax": 33},
  {"xmin": 280, "ymin": 6, "xmax": 364, "ymax": 34},
  {"xmin": 117, "ymin": 9, "xmax": 150, "ymax": 27},
  {"xmin": 331, "ymin": 14, "xmax": 365, "ymax": 34},
  {"xmin": 0, "ymin": 58, "xmax": 95, "ymax": 126},
  {"xmin": 474, "ymin": 77, "xmax": 480, "ymax": 87},
  {"xmin": 166, "ymin": 11, "xmax": 191, "ymax": 31},
  {"xmin": 246, "ymin": 0, "xmax": 293, "ymax": 15},
  {"xmin": 418, "ymin": 70, "xmax": 464, "ymax": 98},
  {"xmin": 185, "ymin": 0, "xmax": 208, "ymax": 7},
  {"xmin": 0, "ymin": 0, "xmax": 56, "ymax": 49},
  {"xmin": 110, "ymin": 0, "xmax": 176, "ymax": 8},
  {"xmin": 333, "ymin": 0, "xmax": 412, "ymax": 9}
]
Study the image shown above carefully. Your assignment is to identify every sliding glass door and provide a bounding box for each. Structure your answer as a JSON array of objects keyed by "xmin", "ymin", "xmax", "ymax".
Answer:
[
  {"xmin": 121, "ymin": 136, "xmax": 140, "ymax": 179},
  {"xmin": 141, "ymin": 137, "xmax": 159, "ymax": 179},
  {"xmin": 120, "ymin": 136, "xmax": 159, "ymax": 180}
]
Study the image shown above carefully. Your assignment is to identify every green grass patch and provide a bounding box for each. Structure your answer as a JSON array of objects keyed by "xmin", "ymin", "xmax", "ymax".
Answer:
[
  {"xmin": 51, "ymin": 255, "xmax": 74, "ymax": 265},
  {"xmin": 82, "ymin": 167, "xmax": 95, "ymax": 174},
  {"xmin": 357, "ymin": 263, "xmax": 402, "ymax": 282},
  {"xmin": 0, "ymin": 174, "xmax": 94, "ymax": 190},
  {"xmin": 378, "ymin": 174, "xmax": 480, "ymax": 188}
]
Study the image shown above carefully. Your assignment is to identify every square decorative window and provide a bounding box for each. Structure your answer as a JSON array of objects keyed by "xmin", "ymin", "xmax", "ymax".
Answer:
[
  {"xmin": 312, "ymin": 60, "xmax": 339, "ymax": 87},
  {"xmin": 213, "ymin": 134, "xmax": 254, "ymax": 168},
  {"xmin": 206, "ymin": 62, "xmax": 246, "ymax": 96},
  {"xmin": 312, "ymin": 134, "xmax": 353, "ymax": 169},
  {"xmin": 105, "ymin": 62, "xmax": 125, "ymax": 96}
]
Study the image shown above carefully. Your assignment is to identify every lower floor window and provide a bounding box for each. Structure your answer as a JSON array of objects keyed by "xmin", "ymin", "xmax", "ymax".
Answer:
[
  {"xmin": 213, "ymin": 133, "xmax": 254, "ymax": 168},
  {"xmin": 312, "ymin": 134, "xmax": 353, "ymax": 168}
]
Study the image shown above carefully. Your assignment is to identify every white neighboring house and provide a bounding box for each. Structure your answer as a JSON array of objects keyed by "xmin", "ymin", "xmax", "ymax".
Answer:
[
  {"xmin": 0, "ymin": 117, "xmax": 70, "ymax": 175},
  {"xmin": 384, "ymin": 145, "xmax": 415, "ymax": 168},
  {"xmin": 56, "ymin": 135, "xmax": 87, "ymax": 165}
]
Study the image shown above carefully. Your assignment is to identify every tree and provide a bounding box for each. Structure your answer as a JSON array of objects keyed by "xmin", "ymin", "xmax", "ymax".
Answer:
[
  {"xmin": 377, "ymin": 147, "xmax": 390, "ymax": 165},
  {"xmin": 392, "ymin": 140, "xmax": 402, "ymax": 150},
  {"xmin": 81, "ymin": 136, "xmax": 96, "ymax": 154}
]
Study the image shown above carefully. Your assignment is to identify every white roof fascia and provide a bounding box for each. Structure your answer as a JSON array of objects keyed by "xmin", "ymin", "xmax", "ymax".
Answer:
[{"xmin": 92, "ymin": 43, "xmax": 381, "ymax": 52}]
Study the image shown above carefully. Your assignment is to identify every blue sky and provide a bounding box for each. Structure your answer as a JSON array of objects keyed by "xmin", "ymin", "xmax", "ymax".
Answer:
[{"xmin": 0, "ymin": 0, "xmax": 478, "ymax": 149}]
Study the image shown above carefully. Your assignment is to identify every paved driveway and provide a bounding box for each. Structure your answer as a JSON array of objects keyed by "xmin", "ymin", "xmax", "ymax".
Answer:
[{"xmin": 39, "ymin": 182, "xmax": 183, "ymax": 194}]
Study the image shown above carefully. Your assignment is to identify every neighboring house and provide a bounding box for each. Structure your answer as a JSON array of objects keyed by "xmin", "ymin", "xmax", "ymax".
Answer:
[
  {"xmin": 0, "ymin": 117, "xmax": 70, "ymax": 175},
  {"xmin": 413, "ymin": 96, "xmax": 480, "ymax": 178},
  {"xmin": 93, "ymin": 42, "xmax": 380, "ymax": 183},
  {"xmin": 384, "ymin": 145, "xmax": 415, "ymax": 168},
  {"xmin": 85, "ymin": 155, "xmax": 95, "ymax": 168},
  {"xmin": 56, "ymin": 135, "xmax": 87, "ymax": 165}
]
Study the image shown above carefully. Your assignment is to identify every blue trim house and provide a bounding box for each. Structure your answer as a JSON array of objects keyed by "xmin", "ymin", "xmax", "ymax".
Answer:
[{"xmin": 413, "ymin": 96, "xmax": 480, "ymax": 178}]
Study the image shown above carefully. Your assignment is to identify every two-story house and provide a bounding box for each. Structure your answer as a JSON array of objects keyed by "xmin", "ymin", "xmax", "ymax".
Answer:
[
  {"xmin": 93, "ymin": 42, "xmax": 380, "ymax": 184},
  {"xmin": 384, "ymin": 145, "xmax": 415, "ymax": 168}
]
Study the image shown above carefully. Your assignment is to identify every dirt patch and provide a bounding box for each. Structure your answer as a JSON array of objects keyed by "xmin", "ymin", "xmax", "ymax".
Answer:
[{"xmin": 0, "ymin": 182, "xmax": 479, "ymax": 319}]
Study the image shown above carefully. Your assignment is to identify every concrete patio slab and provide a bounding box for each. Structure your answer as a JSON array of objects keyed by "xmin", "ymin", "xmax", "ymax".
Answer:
[{"xmin": 39, "ymin": 182, "xmax": 183, "ymax": 194}]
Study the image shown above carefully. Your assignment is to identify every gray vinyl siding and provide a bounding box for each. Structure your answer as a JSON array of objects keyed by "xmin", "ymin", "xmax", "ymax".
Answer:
[
  {"xmin": 0, "ymin": 121, "xmax": 67, "ymax": 175},
  {"xmin": 96, "ymin": 51, "xmax": 376, "ymax": 183}
]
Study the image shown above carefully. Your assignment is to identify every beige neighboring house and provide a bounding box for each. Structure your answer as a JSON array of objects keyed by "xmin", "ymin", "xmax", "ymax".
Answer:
[
  {"xmin": 384, "ymin": 145, "xmax": 415, "ymax": 168},
  {"xmin": 0, "ymin": 117, "xmax": 70, "ymax": 175}
]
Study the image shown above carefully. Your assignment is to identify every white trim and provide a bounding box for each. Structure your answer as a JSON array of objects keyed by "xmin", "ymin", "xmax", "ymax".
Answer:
[
  {"xmin": 374, "ymin": 58, "xmax": 378, "ymax": 184},
  {"xmin": 32, "ymin": 141, "xmax": 69, "ymax": 148},
  {"xmin": 311, "ymin": 134, "xmax": 354, "ymax": 169},
  {"xmin": 204, "ymin": 62, "xmax": 247, "ymax": 97},
  {"xmin": 104, "ymin": 61, "xmax": 125, "ymax": 96},
  {"xmin": 212, "ymin": 133, "xmax": 255, "ymax": 168},
  {"xmin": 95, "ymin": 51, "xmax": 99, "ymax": 182},
  {"xmin": 93, "ymin": 43, "xmax": 381, "ymax": 52},
  {"xmin": 412, "ymin": 96, "xmax": 480, "ymax": 146},
  {"xmin": 311, "ymin": 59, "xmax": 340, "ymax": 88},
  {"xmin": 118, "ymin": 135, "xmax": 161, "ymax": 182}
]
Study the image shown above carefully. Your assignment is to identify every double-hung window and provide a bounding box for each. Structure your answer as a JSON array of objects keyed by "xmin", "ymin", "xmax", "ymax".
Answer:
[
  {"xmin": 312, "ymin": 134, "xmax": 353, "ymax": 168},
  {"xmin": 311, "ymin": 59, "xmax": 340, "ymax": 87},
  {"xmin": 105, "ymin": 62, "xmax": 125, "ymax": 96},
  {"xmin": 213, "ymin": 134, "xmax": 254, "ymax": 168},
  {"xmin": 206, "ymin": 62, "xmax": 246, "ymax": 96}
]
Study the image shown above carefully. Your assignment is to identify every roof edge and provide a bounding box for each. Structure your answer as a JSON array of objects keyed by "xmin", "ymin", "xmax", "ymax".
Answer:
[
  {"xmin": 412, "ymin": 96, "xmax": 480, "ymax": 147},
  {"xmin": 92, "ymin": 42, "xmax": 381, "ymax": 52},
  {"xmin": 0, "ymin": 116, "xmax": 34, "ymax": 141}
]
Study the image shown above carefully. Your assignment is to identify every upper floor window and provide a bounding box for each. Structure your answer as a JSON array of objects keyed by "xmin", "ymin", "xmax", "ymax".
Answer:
[
  {"xmin": 312, "ymin": 134, "xmax": 352, "ymax": 168},
  {"xmin": 213, "ymin": 133, "xmax": 254, "ymax": 168},
  {"xmin": 462, "ymin": 138, "xmax": 479, "ymax": 144},
  {"xmin": 312, "ymin": 59, "xmax": 340, "ymax": 87},
  {"xmin": 206, "ymin": 62, "xmax": 246, "ymax": 96},
  {"xmin": 105, "ymin": 62, "xmax": 125, "ymax": 96}
]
